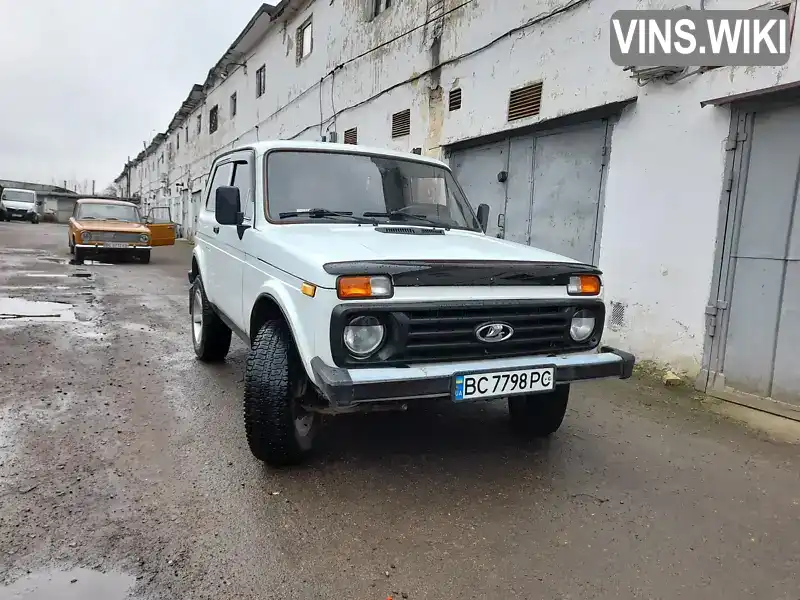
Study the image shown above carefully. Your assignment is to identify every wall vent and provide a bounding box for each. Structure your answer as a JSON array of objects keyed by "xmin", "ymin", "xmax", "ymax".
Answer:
[
  {"xmin": 344, "ymin": 127, "xmax": 358, "ymax": 144},
  {"xmin": 391, "ymin": 109, "xmax": 411, "ymax": 138},
  {"xmin": 608, "ymin": 301, "xmax": 627, "ymax": 332},
  {"xmin": 508, "ymin": 82, "xmax": 543, "ymax": 122},
  {"xmin": 448, "ymin": 88, "xmax": 462, "ymax": 111}
]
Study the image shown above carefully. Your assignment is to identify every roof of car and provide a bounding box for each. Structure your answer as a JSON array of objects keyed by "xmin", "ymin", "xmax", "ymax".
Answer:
[
  {"xmin": 76, "ymin": 198, "xmax": 138, "ymax": 207},
  {"xmin": 232, "ymin": 140, "xmax": 450, "ymax": 169}
]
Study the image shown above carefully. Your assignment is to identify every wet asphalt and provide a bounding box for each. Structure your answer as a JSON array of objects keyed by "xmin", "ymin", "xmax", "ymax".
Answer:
[{"xmin": 1, "ymin": 222, "xmax": 799, "ymax": 600}]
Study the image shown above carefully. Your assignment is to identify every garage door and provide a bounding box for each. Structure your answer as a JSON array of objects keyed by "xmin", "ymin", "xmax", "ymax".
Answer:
[
  {"xmin": 707, "ymin": 103, "xmax": 800, "ymax": 406},
  {"xmin": 450, "ymin": 120, "xmax": 612, "ymax": 264}
]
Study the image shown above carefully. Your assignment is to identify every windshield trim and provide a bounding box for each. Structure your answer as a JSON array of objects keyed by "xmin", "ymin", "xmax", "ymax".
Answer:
[
  {"xmin": 76, "ymin": 202, "xmax": 142, "ymax": 223},
  {"xmin": 261, "ymin": 148, "xmax": 482, "ymax": 231}
]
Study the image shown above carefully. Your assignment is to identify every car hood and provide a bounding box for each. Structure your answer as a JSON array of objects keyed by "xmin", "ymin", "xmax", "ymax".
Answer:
[
  {"xmin": 267, "ymin": 224, "xmax": 583, "ymax": 284},
  {"xmin": 75, "ymin": 220, "xmax": 149, "ymax": 233}
]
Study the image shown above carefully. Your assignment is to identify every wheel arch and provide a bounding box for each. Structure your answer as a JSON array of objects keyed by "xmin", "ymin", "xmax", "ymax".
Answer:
[{"xmin": 249, "ymin": 289, "xmax": 315, "ymax": 381}]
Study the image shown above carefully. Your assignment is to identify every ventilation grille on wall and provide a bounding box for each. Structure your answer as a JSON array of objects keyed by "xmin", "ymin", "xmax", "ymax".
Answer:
[
  {"xmin": 449, "ymin": 88, "xmax": 462, "ymax": 111},
  {"xmin": 508, "ymin": 82, "xmax": 543, "ymax": 122},
  {"xmin": 392, "ymin": 109, "xmax": 411, "ymax": 138},
  {"xmin": 608, "ymin": 301, "xmax": 627, "ymax": 332},
  {"xmin": 344, "ymin": 127, "xmax": 358, "ymax": 144}
]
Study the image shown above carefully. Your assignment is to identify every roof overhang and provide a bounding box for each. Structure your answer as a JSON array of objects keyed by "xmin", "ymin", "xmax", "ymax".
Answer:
[{"xmin": 700, "ymin": 80, "xmax": 800, "ymax": 107}]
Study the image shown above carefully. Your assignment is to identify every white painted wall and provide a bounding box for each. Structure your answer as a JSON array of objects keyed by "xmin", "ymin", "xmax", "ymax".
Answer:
[{"xmin": 115, "ymin": 0, "xmax": 800, "ymax": 375}]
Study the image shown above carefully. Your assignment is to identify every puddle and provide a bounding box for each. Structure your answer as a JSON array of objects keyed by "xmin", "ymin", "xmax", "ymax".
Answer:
[
  {"xmin": 0, "ymin": 297, "xmax": 75, "ymax": 322},
  {"xmin": 0, "ymin": 286, "xmax": 70, "ymax": 291},
  {"xmin": 37, "ymin": 257, "xmax": 68, "ymax": 264},
  {"xmin": 0, "ymin": 568, "xmax": 134, "ymax": 600}
]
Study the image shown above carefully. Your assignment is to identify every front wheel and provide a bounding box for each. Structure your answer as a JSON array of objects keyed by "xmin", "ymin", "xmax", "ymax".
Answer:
[
  {"xmin": 244, "ymin": 320, "xmax": 319, "ymax": 466},
  {"xmin": 138, "ymin": 250, "xmax": 151, "ymax": 264},
  {"xmin": 508, "ymin": 385, "xmax": 570, "ymax": 437},
  {"xmin": 190, "ymin": 277, "xmax": 231, "ymax": 362},
  {"xmin": 69, "ymin": 237, "xmax": 75, "ymax": 255}
]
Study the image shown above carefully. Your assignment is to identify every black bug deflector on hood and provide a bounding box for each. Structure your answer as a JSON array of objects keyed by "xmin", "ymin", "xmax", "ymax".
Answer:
[{"xmin": 322, "ymin": 260, "xmax": 602, "ymax": 287}]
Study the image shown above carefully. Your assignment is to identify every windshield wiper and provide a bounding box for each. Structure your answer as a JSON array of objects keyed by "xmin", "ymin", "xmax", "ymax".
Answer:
[
  {"xmin": 363, "ymin": 211, "xmax": 450, "ymax": 230},
  {"xmin": 278, "ymin": 208, "xmax": 377, "ymax": 224}
]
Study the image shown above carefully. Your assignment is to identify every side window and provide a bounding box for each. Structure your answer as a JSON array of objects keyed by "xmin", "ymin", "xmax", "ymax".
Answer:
[
  {"xmin": 204, "ymin": 162, "xmax": 234, "ymax": 211},
  {"xmin": 232, "ymin": 161, "xmax": 254, "ymax": 222}
]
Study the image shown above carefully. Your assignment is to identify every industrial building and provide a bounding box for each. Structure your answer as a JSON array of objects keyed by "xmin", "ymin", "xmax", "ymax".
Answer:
[{"xmin": 114, "ymin": 0, "xmax": 800, "ymax": 417}]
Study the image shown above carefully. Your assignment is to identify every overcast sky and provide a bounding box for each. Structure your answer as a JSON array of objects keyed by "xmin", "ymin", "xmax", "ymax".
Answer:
[{"xmin": 0, "ymin": 0, "xmax": 273, "ymax": 189}]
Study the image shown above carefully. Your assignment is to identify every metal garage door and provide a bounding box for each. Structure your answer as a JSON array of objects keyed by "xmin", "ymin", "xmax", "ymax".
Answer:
[
  {"xmin": 449, "ymin": 120, "xmax": 612, "ymax": 265},
  {"xmin": 706, "ymin": 103, "xmax": 800, "ymax": 408}
]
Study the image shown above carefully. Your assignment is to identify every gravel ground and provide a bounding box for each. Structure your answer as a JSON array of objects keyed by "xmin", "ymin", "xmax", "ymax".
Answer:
[{"xmin": 1, "ymin": 222, "xmax": 799, "ymax": 600}]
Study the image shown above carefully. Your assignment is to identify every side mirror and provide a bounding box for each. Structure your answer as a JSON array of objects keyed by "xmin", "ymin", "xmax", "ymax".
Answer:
[
  {"xmin": 476, "ymin": 203, "xmax": 490, "ymax": 232},
  {"xmin": 215, "ymin": 186, "xmax": 241, "ymax": 226}
]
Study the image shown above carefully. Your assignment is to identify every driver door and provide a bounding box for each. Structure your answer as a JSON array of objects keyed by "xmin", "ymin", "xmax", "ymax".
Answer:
[{"xmin": 146, "ymin": 207, "xmax": 176, "ymax": 246}]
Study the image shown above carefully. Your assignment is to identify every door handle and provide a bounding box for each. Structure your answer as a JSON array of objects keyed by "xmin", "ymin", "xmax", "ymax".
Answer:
[{"xmin": 213, "ymin": 226, "xmax": 219, "ymax": 234}]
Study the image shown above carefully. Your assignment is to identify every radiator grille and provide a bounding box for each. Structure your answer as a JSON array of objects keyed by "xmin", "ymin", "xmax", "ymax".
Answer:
[
  {"xmin": 401, "ymin": 304, "xmax": 580, "ymax": 363},
  {"xmin": 87, "ymin": 231, "xmax": 142, "ymax": 243}
]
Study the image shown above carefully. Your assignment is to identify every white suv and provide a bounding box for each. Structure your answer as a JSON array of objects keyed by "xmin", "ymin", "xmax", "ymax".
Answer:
[{"xmin": 188, "ymin": 141, "xmax": 635, "ymax": 466}]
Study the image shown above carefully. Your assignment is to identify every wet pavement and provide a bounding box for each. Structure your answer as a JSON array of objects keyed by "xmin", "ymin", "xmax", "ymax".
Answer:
[{"xmin": 1, "ymin": 222, "xmax": 799, "ymax": 600}]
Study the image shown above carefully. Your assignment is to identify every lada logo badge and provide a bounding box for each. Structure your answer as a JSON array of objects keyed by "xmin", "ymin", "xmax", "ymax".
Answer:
[{"xmin": 475, "ymin": 322, "xmax": 514, "ymax": 343}]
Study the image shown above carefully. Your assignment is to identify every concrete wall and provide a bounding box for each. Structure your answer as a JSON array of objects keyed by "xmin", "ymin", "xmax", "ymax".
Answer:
[{"xmin": 115, "ymin": 0, "xmax": 800, "ymax": 375}]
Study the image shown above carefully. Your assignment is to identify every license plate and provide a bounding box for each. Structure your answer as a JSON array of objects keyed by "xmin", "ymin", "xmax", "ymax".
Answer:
[
  {"xmin": 103, "ymin": 242, "xmax": 130, "ymax": 248},
  {"xmin": 453, "ymin": 367, "xmax": 555, "ymax": 402}
]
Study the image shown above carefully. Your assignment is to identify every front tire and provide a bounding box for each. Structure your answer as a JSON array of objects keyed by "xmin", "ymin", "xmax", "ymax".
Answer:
[
  {"xmin": 244, "ymin": 320, "xmax": 319, "ymax": 466},
  {"xmin": 190, "ymin": 277, "xmax": 231, "ymax": 362},
  {"xmin": 138, "ymin": 250, "xmax": 151, "ymax": 264},
  {"xmin": 508, "ymin": 385, "xmax": 570, "ymax": 437},
  {"xmin": 73, "ymin": 247, "xmax": 85, "ymax": 265},
  {"xmin": 69, "ymin": 237, "xmax": 75, "ymax": 254}
]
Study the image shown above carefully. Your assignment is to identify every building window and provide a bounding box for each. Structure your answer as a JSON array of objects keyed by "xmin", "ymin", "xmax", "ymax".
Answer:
[
  {"xmin": 256, "ymin": 65, "xmax": 266, "ymax": 98},
  {"xmin": 230, "ymin": 92, "xmax": 237, "ymax": 117},
  {"xmin": 373, "ymin": 0, "xmax": 391, "ymax": 17},
  {"xmin": 209, "ymin": 105, "xmax": 219, "ymax": 134},
  {"xmin": 296, "ymin": 17, "xmax": 313, "ymax": 64},
  {"xmin": 185, "ymin": 127, "xmax": 189, "ymax": 143},
  {"xmin": 196, "ymin": 114, "xmax": 202, "ymax": 135},
  {"xmin": 176, "ymin": 133, "xmax": 180, "ymax": 151}
]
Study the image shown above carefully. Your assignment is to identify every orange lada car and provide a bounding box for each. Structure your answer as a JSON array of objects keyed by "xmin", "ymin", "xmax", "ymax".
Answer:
[{"xmin": 68, "ymin": 199, "xmax": 176, "ymax": 264}]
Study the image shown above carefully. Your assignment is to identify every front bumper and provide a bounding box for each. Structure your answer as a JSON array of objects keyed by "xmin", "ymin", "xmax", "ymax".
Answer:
[
  {"xmin": 76, "ymin": 244, "xmax": 151, "ymax": 251},
  {"xmin": 311, "ymin": 346, "xmax": 635, "ymax": 407}
]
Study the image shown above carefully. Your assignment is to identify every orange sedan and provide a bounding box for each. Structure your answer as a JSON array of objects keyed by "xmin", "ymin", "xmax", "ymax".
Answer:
[{"xmin": 68, "ymin": 199, "xmax": 175, "ymax": 264}]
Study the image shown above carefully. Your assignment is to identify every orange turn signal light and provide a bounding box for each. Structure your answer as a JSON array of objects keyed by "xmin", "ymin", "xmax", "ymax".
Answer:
[
  {"xmin": 567, "ymin": 274, "xmax": 601, "ymax": 295},
  {"xmin": 337, "ymin": 275, "xmax": 393, "ymax": 299},
  {"xmin": 300, "ymin": 282, "xmax": 317, "ymax": 297}
]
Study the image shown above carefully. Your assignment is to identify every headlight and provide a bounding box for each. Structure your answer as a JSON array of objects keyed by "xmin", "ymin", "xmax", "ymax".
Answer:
[
  {"xmin": 569, "ymin": 309, "xmax": 596, "ymax": 342},
  {"xmin": 337, "ymin": 275, "xmax": 393, "ymax": 299},
  {"xmin": 343, "ymin": 315, "xmax": 385, "ymax": 357},
  {"xmin": 82, "ymin": 231, "xmax": 92, "ymax": 241},
  {"xmin": 139, "ymin": 234, "xmax": 149, "ymax": 243}
]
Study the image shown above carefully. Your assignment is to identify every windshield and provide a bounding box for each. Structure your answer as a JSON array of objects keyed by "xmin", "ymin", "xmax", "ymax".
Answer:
[
  {"xmin": 265, "ymin": 150, "xmax": 481, "ymax": 231},
  {"xmin": 77, "ymin": 203, "xmax": 141, "ymax": 222},
  {"xmin": 2, "ymin": 190, "xmax": 35, "ymax": 204}
]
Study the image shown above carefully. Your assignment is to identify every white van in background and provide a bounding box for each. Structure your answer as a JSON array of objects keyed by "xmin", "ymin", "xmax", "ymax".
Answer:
[{"xmin": 0, "ymin": 188, "xmax": 41, "ymax": 223}]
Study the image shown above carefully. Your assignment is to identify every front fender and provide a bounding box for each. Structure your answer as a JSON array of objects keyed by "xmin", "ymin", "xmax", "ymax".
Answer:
[{"xmin": 250, "ymin": 280, "xmax": 324, "ymax": 384}]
